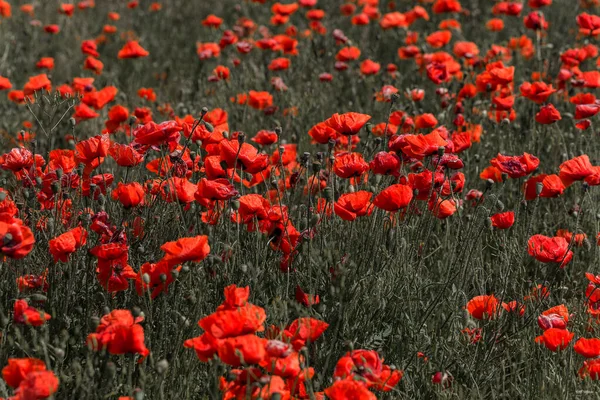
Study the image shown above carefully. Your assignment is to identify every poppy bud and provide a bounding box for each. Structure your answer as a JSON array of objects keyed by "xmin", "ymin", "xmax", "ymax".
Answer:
[
  {"xmin": 437, "ymin": 146, "xmax": 445, "ymax": 156},
  {"xmin": 240, "ymin": 264, "xmax": 248, "ymax": 273},
  {"xmin": 202, "ymin": 120, "xmax": 214, "ymax": 133},
  {"xmin": 238, "ymin": 132, "xmax": 246, "ymax": 143},
  {"xmin": 328, "ymin": 139, "xmax": 336, "ymax": 149},
  {"xmin": 223, "ymin": 131, "xmax": 229, "ymax": 139},
  {"xmin": 390, "ymin": 92, "xmax": 401, "ymax": 103},
  {"xmin": 231, "ymin": 199, "xmax": 240, "ymax": 210},
  {"xmin": 23, "ymin": 189, "xmax": 30, "ymax": 199},
  {"xmin": 142, "ymin": 273, "xmax": 151, "ymax": 284},
  {"xmin": 159, "ymin": 273, "xmax": 168, "ymax": 283},
  {"xmin": 365, "ymin": 122, "xmax": 373, "ymax": 134},
  {"xmin": 201, "ymin": 107, "xmax": 209, "ymax": 116},
  {"xmin": 128, "ymin": 116, "xmax": 137, "ymax": 126},
  {"xmin": 324, "ymin": 187, "xmax": 334, "ymax": 201},
  {"xmin": 70, "ymin": 117, "xmax": 76, "ymax": 126},
  {"xmin": 133, "ymin": 389, "xmax": 144, "ymax": 400},
  {"xmin": 30, "ymin": 294, "xmax": 47, "ymax": 302},
  {"xmin": 536, "ymin": 182, "xmax": 544, "ymax": 196},
  {"xmin": 270, "ymin": 180, "xmax": 278, "ymax": 188},
  {"xmin": 55, "ymin": 348, "xmax": 65, "ymax": 360},
  {"xmin": 156, "ymin": 359, "xmax": 169, "ymax": 375},
  {"xmin": 348, "ymin": 185, "xmax": 355, "ymax": 193},
  {"xmin": 275, "ymin": 126, "xmax": 282, "ymax": 135}
]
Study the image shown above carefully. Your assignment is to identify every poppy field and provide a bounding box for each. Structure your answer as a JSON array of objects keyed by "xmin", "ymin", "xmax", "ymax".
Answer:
[{"xmin": 3, "ymin": 0, "xmax": 600, "ymax": 398}]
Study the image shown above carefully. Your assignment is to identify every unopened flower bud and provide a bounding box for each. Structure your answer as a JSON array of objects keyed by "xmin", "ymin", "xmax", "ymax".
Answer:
[
  {"xmin": 536, "ymin": 182, "xmax": 544, "ymax": 196},
  {"xmin": 142, "ymin": 273, "xmax": 151, "ymax": 284},
  {"xmin": 156, "ymin": 359, "xmax": 169, "ymax": 375}
]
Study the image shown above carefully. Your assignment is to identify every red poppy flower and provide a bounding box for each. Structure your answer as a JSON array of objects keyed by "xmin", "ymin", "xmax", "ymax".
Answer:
[
  {"xmin": 135, "ymin": 260, "xmax": 180, "ymax": 299},
  {"xmin": 0, "ymin": 147, "xmax": 34, "ymax": 172},
  {"xmin": 490, "ymin": 211, "xmax": 515, "ymax": 229},
  {"xmin": 268, "ymin": 57, "xmax": 291, "ymax": 71},
  {"xmin": 83, "ymin": 56, "xmax": 103, "ymax": 74},
  {"xmin": 247, "ymin": 91, "xmax": 273, "ymax": 110},
  {"xmin": 325, "ymin": 379, "xmax": 376, "ymax": 400},
  {"xmin": 580, "ymin": 359, "xmax": 600, "ymax": 380},
  {"xmin": 13, "ymin": 299, "xmax": 51, "ymax": 326},
  {"xmin": 218, "ymin": 335, "xmax": 267, "ymax": 367},
  {"xmin": 0, "ymin": 214, "xmax": 35, "ymax": 259},
  {"xmin": 559, "ymin": 155, "xmax": 594, "ymax": 186},
  {"xmin": 400, "ymin": 129, "xmax": 449, "ymax": 159},
  {"xmin": 82, "ymin": 86, "xmax": 118, "ymax": 109},
  {"xmin": 308, "ymin": 122, "xmax": 338, "ymax": 144},
  {"xmin": 520, "ymin": 81, "xmax": 556, "ymax": 104},
  {"xmin": 75, "ymin": 134, "xmax": 109, "ymax": 173},
  {"xmin": 538, "ymin": 304, "xmax": 569, "ymax": 330},
  {"xmin": 577, "ymin": 13, "xmax": 600, "ymax": 36},
  {"xmin": 219, "ymin": 139, "xmax": 269, "ymax": 174},
  {"xmin": 295, "ymin": 285, "xmax": 320, "ymax": 307},
  {"xmin": 535, "ymin": 328, "xmax": 574, "ymax": 352},
  {"xmin": 336, "ymin": 46, "xmax": 361, "ymax": 62},
  {"xmin": 81, "ymin": 39, "xmax": 99, "ymax": 57},
  {"xmin": 360, "ymin": 59, "xmax": 380, "ymax": 75},
  {"xmin": 118, "ymin": 40, "xmax": 149, "ymax": 58},
  {"xmin": 524, "ymin": 174, "xmax": 565, "ymax": 200},
  {"xmin": 49, "ymin": 226, "xmax": 88, "ymax": 262},
  {"xmin": 426, "ymin": 30, "xmax": 452, "ymax": 48},
  {"xmin": 325, "ymin": 112, "xmax": 371, "ymax": 136},
  {"xmin": 283, "ymin": 317, "xmax": 329, "ymax": 350},
  {"xmin": 252, "ymin": 130, "xmax": 278, "ymax": 146},
  {"xmin": 574, "ymin": 338, "xmax": 600, "ymax": 358},
  {"xmin": 160, "ymin": 235, "xmax": 210, "ymax": 266},
  {"xmin": 373, "ymin": 184, "xmax": 413, "ymax": 212},
  {"xmin": 333, "ymin": 152, "xmax": 369, "ymax": 179},
  {"xmin": 132, "ymin": 120, "xmax": 181, "ymax": 151},
  {"xmin": 11, "ymin": 370, "xmax": 59, "ymax": 399},
  {"xmin": 109, "ymin": 142, "xmax": 143, "ymax": 167},
  {"xmin": 524, "ymin": 11, "xmax": 548, "ymax": 31},
  {"xmin": 199, "ymin": 304, "xmax": 266, "ymax": 340},
  {"xmin": 91, "ymin": 243, "xmax": 137, "ymax": 293},
  {"xmin": 237, "ymin": 194, "xmax": 271, "ymax": 225},
  {"xmin": 111, "ymin": 182, "xmax": 145, "ymax": 208},
  {"xmin": 527, "ymin": 234, "xmax": 573, "ymax": 268},
  {"xmin": 0, "ymin": 75, "xmax": 12, "ymax": 90},
  {"xmin": 369, "ymin": 152, "xmax": 401, "ymax": 176},
  {"xmin": 535, "ymin": 104, "xmax": 561, "ymax": 124},
  {"xmin": 490, "ymin": 152, "xmax": 539, "ymax": 179},
  {"xmin": 160, "ymin": 177, "xmax": 196, "ymax": 203},
  {"xmin": 202, "ymin": 14, "xmax": 223, "ymax": 28},
  {"xmin": 334, "ymin": 191, "xmax": 373, "ymax": 221},
  {"xmin": 35, "ymin": 57, "xmax": 54, "ymax": 70},
  {"xmin": 1, "ymin": 358, "xmax": 47, "ymax": 388},
  {"xmin": 23, "ymin": 74, "xmax": 51, "ymax": 96},
  {"xmin": 87, "ymin": 309, "xmax": 149, "ymax": 358},
  {"xmin": 466, "ymin": 295, "xmax": 500, "ymax": 320}
]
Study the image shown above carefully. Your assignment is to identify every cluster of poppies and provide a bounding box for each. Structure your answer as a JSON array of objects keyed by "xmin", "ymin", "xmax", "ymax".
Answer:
[
  {"xmin": 2, "ymin": 0, "xmax": 600, "ymax": 397},
  {"xmin": 184, "ymin": 285, "xmax": 401, "ymax": 399}
]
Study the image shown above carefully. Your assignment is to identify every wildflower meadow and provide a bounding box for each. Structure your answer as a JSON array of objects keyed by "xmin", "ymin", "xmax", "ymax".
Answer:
[{"xmin": 1, "ymin": 0, "xmax": 600, "ymax": 398}]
